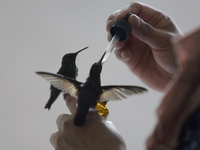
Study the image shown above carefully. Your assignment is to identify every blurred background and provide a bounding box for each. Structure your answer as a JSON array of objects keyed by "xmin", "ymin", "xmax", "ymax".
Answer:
[{"xmin": 1, "ymin": 0, "xmax": 200, "ymax": 149}]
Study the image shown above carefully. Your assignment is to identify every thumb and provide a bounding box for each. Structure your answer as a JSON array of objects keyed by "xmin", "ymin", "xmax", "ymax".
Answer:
[{"xmin": 128, "ymin": 14, "xmax": 172, "ymax": 50}]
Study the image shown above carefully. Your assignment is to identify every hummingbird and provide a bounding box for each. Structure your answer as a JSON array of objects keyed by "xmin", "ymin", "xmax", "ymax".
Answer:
[
  {"xmin": 44, "ymin": 47, "xmax": 88, "ymax": 110},
  {"xmin": 36, "ymin": 52, "xmax": 147, "ymax": 126}
]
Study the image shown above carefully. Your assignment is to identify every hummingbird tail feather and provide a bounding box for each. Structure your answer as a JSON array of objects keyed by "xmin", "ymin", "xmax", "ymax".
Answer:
[
  {"xmin": 44, "ymin": 101, "xmax": 53, "ymax": 110},
  {"xmin": 74, "ymin": 103, "xmax": 90, "ymax": 126},
  {"xmin": 74, "ymin": 113, "xmax": 87, "ymax": 126},
  {"xmin": 45, "ymin": 87, "xmax": 61, "ymax": 110}
]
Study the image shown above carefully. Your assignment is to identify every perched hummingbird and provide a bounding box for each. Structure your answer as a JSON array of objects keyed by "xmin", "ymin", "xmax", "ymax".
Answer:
[
  {"xmin": 44, "ymin": 47, "xmax": 88, "ymax": 110},
  {"xmin": 36, "ymin": 52, "xmax": 147, "ymax": 126}
]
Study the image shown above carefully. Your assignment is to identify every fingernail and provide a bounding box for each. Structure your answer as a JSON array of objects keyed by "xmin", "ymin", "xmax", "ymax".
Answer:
[
  {"xmin": 107, "ymin": 19, "xmax": 113, "ymax": 24},
  {"xmin": 129, "ymin": 14, "xmax": 141, "ymax": 29},
  {"xmin": 113, "ymin": 9, "xmax": 122, "ymax": 19},
  {"xmin": 106, "ymin": 20, "xmax": 114, "ymax": 32},
  {"xmin": 115, "ymin": 13, "xmax": 121, "ymax": 20},
  {"xmin": 120, "ymin": 49, "xmax": 132, "ymax": 61}
]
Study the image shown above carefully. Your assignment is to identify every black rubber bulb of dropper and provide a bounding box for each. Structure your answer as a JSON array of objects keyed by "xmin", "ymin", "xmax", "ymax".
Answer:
[{"xmin": 110, "ymin": 13, "xmax": 132, "ymax": 41}]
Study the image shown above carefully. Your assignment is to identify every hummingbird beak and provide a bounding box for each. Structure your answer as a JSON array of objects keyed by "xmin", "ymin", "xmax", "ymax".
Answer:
[
  {"xmin": 98, "ymin": 52, "xmax": 106, "ymax": 65},
  {"xmin": 75, "ymin": 46, "xmax": 89, "ymax": 55}
]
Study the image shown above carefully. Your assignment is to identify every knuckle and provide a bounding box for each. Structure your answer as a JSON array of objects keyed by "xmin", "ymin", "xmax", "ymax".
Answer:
[
  {"xmin": 162, "ymin": 14, "xmax": 173, "ymax": 24},
  {"xmin": 54, "ymin": 136, "xmax": 65, "ymax": 150},
  {"xmin": 56, "ymin": 114, "xmax": 67, "ymax": 126},
  {"xmin": 113, "ymin": 9, "xmax": 122, "ymax": 15},
  {"xmin": 131, "ymin": 16, "xmax": 153, "ymax": 40},
  {"xmin": 57, "ymin": 114, "xmax": 71, "ymax": 130},
  {"xmin": 129, "ymin": 1, "xmax": 142, "ymax": 12},
  {"xmin": 56, "ymin": 136, "xmax": 63, "ymax": 145},
  {"xmin": 62, "ymin": 118, "xmax": 71, "ymax": 130},
  {"xmin": 107, "ymin": 9, "xmax": 122, "ymax": 21},
  {"xmin": 129, "ymin": 1, "xmax": 142, "ymax": 8}
]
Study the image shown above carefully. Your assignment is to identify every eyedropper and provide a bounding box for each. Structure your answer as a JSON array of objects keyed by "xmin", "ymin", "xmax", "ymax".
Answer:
[
  {"xmin": 102, "ymin": 13, "xmax": 132, "ymax": 64},
  {"xmin": 96, "ymin": 14, "xmax": 132, "ymax": 119}
]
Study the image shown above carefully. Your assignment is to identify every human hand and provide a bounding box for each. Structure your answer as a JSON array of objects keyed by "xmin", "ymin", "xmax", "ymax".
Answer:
[
  {"xmin": 50, "ymin": 94, "xmax": 126, "ymax": 150},
  {"xmin": 146, "ymin": 28, "xmax": 200, "ymax": 150},
  {"xmin": 106, "ymin": 2, "xmax": 183, "ymax": 91}
]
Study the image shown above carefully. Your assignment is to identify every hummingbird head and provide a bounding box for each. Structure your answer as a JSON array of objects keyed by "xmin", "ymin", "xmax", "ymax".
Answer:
[
  {"xmin": 89, "ymin": 52, "xmax": 106, "ymax": 76},
  {"xmin": 62, "ymin": 47, "xmax": 88, "ymax": 65}
]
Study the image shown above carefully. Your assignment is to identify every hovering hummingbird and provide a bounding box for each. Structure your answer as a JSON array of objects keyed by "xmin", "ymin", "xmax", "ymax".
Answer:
[
  {"xmin": 36, "ymin": 52, "xmax": 147, "ymax": 126},
  {"xmin": 44, "ymin": 47, "xmax": 88, "ymax": 110}
]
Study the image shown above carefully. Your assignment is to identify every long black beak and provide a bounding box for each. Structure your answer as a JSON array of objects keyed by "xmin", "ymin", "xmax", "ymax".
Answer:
[
  {"xmin": 98, "ymin": 52, "xmax": 106, "ymax": 65},
  {"xmin": 75, "ymin": 46, "xmax": 89, "ymax": 55}
]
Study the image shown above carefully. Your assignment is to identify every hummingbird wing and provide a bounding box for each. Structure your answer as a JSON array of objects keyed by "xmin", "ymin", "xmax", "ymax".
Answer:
[
  {"xmin": 99, "ymin": 85, "xmax": 147, "ymax": 102},
  {"xmin": 35, "ymin": 71, "xmax": 82, "ymax": 98}
]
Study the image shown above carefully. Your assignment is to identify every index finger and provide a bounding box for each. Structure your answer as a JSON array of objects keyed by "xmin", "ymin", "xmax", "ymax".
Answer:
[
  {"xmin": 63, "ymin": 94, "xmax": 77, "ymax": 114},
  {"xmin": 107, "ymin": 2, "xmax": 169, "ymax": 30}
]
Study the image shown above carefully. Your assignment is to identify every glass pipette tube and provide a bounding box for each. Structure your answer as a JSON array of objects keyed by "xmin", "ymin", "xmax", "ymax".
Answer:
[{"xmin": 102, "ymin": 34, "xmax": 122, "ymax": 64}]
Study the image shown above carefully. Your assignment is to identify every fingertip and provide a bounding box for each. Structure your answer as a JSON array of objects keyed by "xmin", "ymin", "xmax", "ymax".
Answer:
[
  {"xmin": 50, "ymin": 132, "xmax": 58, "ymax": 148},
  {"xmin": 115, "ymin": 9, "xmax": 130, "ymax": 20},
  {"xmin": 106, "ymin": 121, "xmax": 119, "ymax": 132},
  {"xmin": 128, "ymin": 14, "xmax": 141, "ymax": 29},
  {"xmin": 146, "ymin": 135, "xmax": 163, "ymax": 150},
  {"xmin": 106, "ymin": 10, "xmax": 130, "ymax": 33},
  {"xmin": 63, "ymin": 94, "xmax": 77, "ymax": 114},
  {"xmin": 121, "ymin": 49, "xmax": 132, "ymax": 61},
  {"xmin": 106, "ymin": 9, "xmax": 122, "ymax": 24},
  {"xmin": 115, "ymin": 48, "xmax": 132, "ymax": 62},
  {"xmin": 146, "ymin": 136, "xmax": 154, "ymax": 150},
  {"xmin": 56, "ymin": 114, "xmax": 69, "ymax": 125},
  {"xmin": 114, "ymin": 48, "xmax": 122, "ymax": 60},
  {"xmin": 106, "ymin": 20, "xmax": 114, "ymax": 32},
  {"xmin": 107, "ymin": 33, "xmax": 112, "ymax": 42}
]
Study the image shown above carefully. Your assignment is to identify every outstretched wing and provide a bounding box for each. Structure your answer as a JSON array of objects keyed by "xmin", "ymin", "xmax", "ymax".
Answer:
[
  {"xmin": 99, "ymin": 85, "xmax": 147, "ymax": 102},
  {"xmin": 35, "ymin": 71, "xmax": 82, "ymax": 98}
]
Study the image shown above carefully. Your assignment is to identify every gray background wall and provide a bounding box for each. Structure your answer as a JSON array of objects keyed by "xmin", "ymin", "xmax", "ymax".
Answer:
[{"xmin": 1, "ymin": 0, "xmax": 200, "ymax": 149}]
